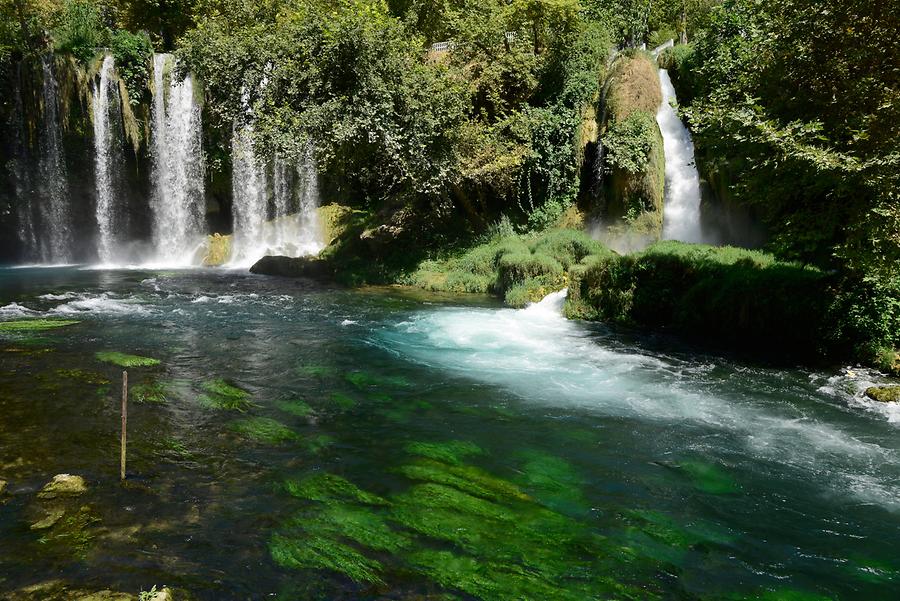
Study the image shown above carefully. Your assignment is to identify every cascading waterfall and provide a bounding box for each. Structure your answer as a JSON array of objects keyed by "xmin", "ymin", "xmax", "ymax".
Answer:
[
  {"xmin": 91, "ymin": 55, "xmax": 119, "ymax": 263},
  {"xmin": 149, "ymin": 53, "xmax": 206, "ymax": 265},
  {"xmin": 286, "ymin": 145, "xmax": 324, "ymax": 257},
  {"xmin": 229, "ymin": 127, "xmax": 323, "ymax": 267},
  {"xmin": 228, "ymin": 125, "xmax": 269, "ymax": 266},
  {"xmin": 11, "ymin": 65, "xmax": 38, "ymax": 261},
  {"xmin": 37, "ymin": 55, "xmax": 73, "ymax": 262},
  {"xmin": 656, "ymin": 68, "xmax": 704, "ymax": 243}
]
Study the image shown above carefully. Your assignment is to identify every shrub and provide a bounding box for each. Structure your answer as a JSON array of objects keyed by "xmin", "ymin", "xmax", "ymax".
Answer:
[
  {"xmin": 497, "ymin": 252, "xmax": 565, "ymax": 293},
  {"xmin": 656, "ymin": 44, "xmax": 697, "ymax": 104},
  {"xmin": 603, "ymin": 111, "xmax": 658, "ymax": 175},
  {"xmin": 529, "ymin": 228, "xmax": 612, "ymax": 269},
  {"xmin": 110, "ymin": 29, "xmax": 153, "ymax": 106},
  {"xmin": 567, "ymin": 242, "xmax": 832, "ymax": 359},
  {"xmin": 53, "ymin": 0, "xmax": 105, "ymax": 64}
]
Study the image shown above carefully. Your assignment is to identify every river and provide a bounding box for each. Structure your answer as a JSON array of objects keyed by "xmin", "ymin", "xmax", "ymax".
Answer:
[{"xmin": 0, "ymin": 267, "xmax": 898, "ymax": 599}]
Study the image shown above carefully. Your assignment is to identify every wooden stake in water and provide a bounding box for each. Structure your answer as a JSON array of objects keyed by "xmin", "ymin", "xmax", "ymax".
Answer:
[{"xmin": 120, "ymin": 370, "xmax": 127, "ymax": 480}]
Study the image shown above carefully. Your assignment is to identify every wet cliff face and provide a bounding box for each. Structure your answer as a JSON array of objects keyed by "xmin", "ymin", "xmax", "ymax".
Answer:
[{"xmin": 0, "ymin": 56, "xmax": 155, "ymax": 264}]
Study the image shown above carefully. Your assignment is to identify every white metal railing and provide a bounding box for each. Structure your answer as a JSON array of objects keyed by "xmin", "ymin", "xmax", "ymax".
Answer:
[
  {"xmin": 651, "ymin": 39, "xmax": 674, "ymax": 58},
  {"xmin": 430, "ymin": 40, "xmax": 455, "ymax": 53}
]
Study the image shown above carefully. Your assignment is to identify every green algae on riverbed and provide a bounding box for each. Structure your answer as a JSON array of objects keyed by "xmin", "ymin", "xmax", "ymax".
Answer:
[
  {"xmin": 0, "ymin": 319, "xmax": 79, "ymax": 332},
  {"xmin": 131, "ymin": 380, "xmax": 168, "ymax": 404},
  {"xmin": 270, "ymin": 459, "xmax": 661, "ymax": 599},
  {"xmin": 197, "ymin": 379, "xmax": 254, "ymax": 411},
  {"xmin": 95, "ymin": 351, "xmax": 160, "ymax": 368},
  {"xmin": 230, "ymin": 417, "xmax": 299, "ymax": 444}
]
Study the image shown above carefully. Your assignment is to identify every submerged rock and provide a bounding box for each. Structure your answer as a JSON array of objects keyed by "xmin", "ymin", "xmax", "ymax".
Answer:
[
  {"xmin": 38, "ymin": 474, "xmax": 87, "ymax": 499},
  {"xmin": 249, "ymin": 255, "xmax": 333, "ymax": 280},
  {"xmin": 865, "ymin": 385, "xmax": 900, "ymax": 403},
  {"xmin": 30, "ymin": 508, "xmax": 66, "ymax": 530}
]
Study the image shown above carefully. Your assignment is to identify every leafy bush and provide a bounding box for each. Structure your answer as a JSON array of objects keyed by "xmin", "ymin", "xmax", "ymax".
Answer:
[
  {"xmin": 110, "ymin": 29, "xmax": 152, "ymax": 105},
  {"xmin": 497, "ymin": 252, "xmax": 565, "ymax": 292},
  {"xmin": 603, "ymin": 111, "xmax": 657, "ymax": 175},
  {"xmin": 567, "ymin": 241, "xmax": 847, "ymax": 361},
  {"xmin": 408, "ymin": 228, "xmax": 610, "ymax": 306},
  {"xmin": 530, "ymin": 228, "xmax": 611, "ymax": 269},
  {"xmin": 53, "ymin": 0, "xmax": 105, "ymax": 64},
  {"xmin": 656, "ymin": 43, "xmax": 697, "ymax": 104}
]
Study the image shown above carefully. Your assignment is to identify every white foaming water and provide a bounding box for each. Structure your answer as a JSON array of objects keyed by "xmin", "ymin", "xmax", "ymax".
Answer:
[
  {"xmin": 0, "ymin": 302, "xmax": 39, "ymax": 317},
  {"xmin": 657, "ymin": 69, "xmax": 705, "ymax": 243},
  {"xmin": 91, "ymin": 55, "xmax": 118, "ymax": 263},
  {"xmin": 37, "ymin": 55, "xmax": 73, "ymax": 262},
  {"xmin": 149, "ymin": 53, "xmax": 206, "ymax": 266},
  {"xmin": 50, "ymin": 292, "xmax": 152, "ymax": 316},
  {"xmin": 378, "ymin": 289, "xmax": 900, "ymax": 509}
]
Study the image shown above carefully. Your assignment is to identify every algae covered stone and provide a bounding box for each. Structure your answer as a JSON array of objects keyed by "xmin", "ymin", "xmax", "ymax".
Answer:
[
  {"xmin": 38, "ymin": 474, "xmax": 87, "ymax": 499},
  {"xmin": 96, "ymin": 351, "xmax": 161, "ymax": 368},
  {"xmin": 865, "ymin": 385, "xmax": 900, "ymax": 403}
]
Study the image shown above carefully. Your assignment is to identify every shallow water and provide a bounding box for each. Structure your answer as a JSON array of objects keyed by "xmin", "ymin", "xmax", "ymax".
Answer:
[{"xmin": 0, "ymin": 268, "xmax": 898, "ymax": 599}]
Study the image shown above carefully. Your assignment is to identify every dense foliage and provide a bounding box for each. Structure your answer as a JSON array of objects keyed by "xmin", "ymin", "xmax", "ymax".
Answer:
[
  {"xmin": 176, "ymin": 0, "xmax": 613, "ymax": 235},
  {"xmin": 655, "ymin": 0, "xmax": 899, "ymax": 368}
]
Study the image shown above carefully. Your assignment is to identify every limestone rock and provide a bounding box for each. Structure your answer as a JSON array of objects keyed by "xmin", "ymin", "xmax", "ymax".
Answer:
[
  {"xmin": 865, "ymin": 385, "xmax": 900, "ymax": 403},
  {"xmin": 30, "ymin": 508, "xmax": 65, "ymax": 530},
  {"xmin": 38, "ymin": 473, "xmax": 87, "ymax": 499},
  {"xmin": 73, "ymin": 592, "xmax": 134, "ymax": 601},
  {"xmin": 145, "ymin": 588, "xmax": 174, "ymax": 601}
]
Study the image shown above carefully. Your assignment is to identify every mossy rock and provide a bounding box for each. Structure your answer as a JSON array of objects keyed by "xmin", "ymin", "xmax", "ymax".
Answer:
[
  {"xmin": 0, "ymin": 319, "xmax": 79, "ymax": 332},
  {"xmin": 230, "ymin": 417, "xmax": 298, "ymax": 444},
  {"xmin": 95, "ymin": 352, "xmax": 160, "ymax": 368},
  {"xmin": 38, "ymin": 474, "xmax": 87, "ymax": 499},
  {"xmin": 200, "ymin": 233, "xmax": 232, "ymax": 266},
  {"xmin": 34, "ymin": 505, "xmax": 101, "ymax": 560},
  {"xmin": 864, "ymin": 385, "xmax": 900, "ymax": 403}
]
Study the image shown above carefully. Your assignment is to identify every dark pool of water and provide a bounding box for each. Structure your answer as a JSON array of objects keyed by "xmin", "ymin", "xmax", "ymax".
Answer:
[{"xmin": 0, "ymin": 267, "xmax": 898, "ymax": 600}]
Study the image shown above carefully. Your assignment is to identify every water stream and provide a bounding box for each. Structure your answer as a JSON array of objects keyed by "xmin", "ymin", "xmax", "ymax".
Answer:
[
  {"xmin": 91, "ymin": 55, "xmax": 119, "ymax": 264},
  {"xmin": 657, "ymin": 68, "xmax": 706, "ymax": 243},
  {"xmin": 149, "ymin": 53, "xmax": 206, "ymax": 266},
  {"xmin": 1, "ymin": 269, "xmax": 898, "ymax": 599},
  {"xmin": 37, "ymin": 56, "xmax": 73, "ymax": 262}
]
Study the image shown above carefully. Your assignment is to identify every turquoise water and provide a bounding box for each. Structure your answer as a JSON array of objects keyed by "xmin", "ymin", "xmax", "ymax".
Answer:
[{"xmin": 0, "ymin": 267, "xmax": 898, "ymax": 599}]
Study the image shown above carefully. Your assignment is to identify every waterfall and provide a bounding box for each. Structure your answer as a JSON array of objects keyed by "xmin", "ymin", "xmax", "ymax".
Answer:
[
  {"xmin": 229, "ymin": 134, "xmax": 323, "ymax": 267},
  {"xmin": 37, "ymin": 55, "xmax": 73, "ymax": 262},
  {"xmin": 11, "ymin": 65, "xmax": 38, "ymax": 261},
  {"xmin": 91, "ymin": 55, "xmax": 119, "ymax": 263},
  {"xmin": 656, "ymin": 68, "xmax": 704, "ymax": 243},
  {"xmin": 149, "ymin": 53, "xmax": 206, "ymax": 265},
  {"xmin": 228, "ymin": 125, "xmax": 269, "ymax": 266}
]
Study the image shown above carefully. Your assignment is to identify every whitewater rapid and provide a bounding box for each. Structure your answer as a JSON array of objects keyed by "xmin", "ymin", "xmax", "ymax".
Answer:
[{"xmin": 375, "ymin": 289, "xmax": 900, "ymax": 510}]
